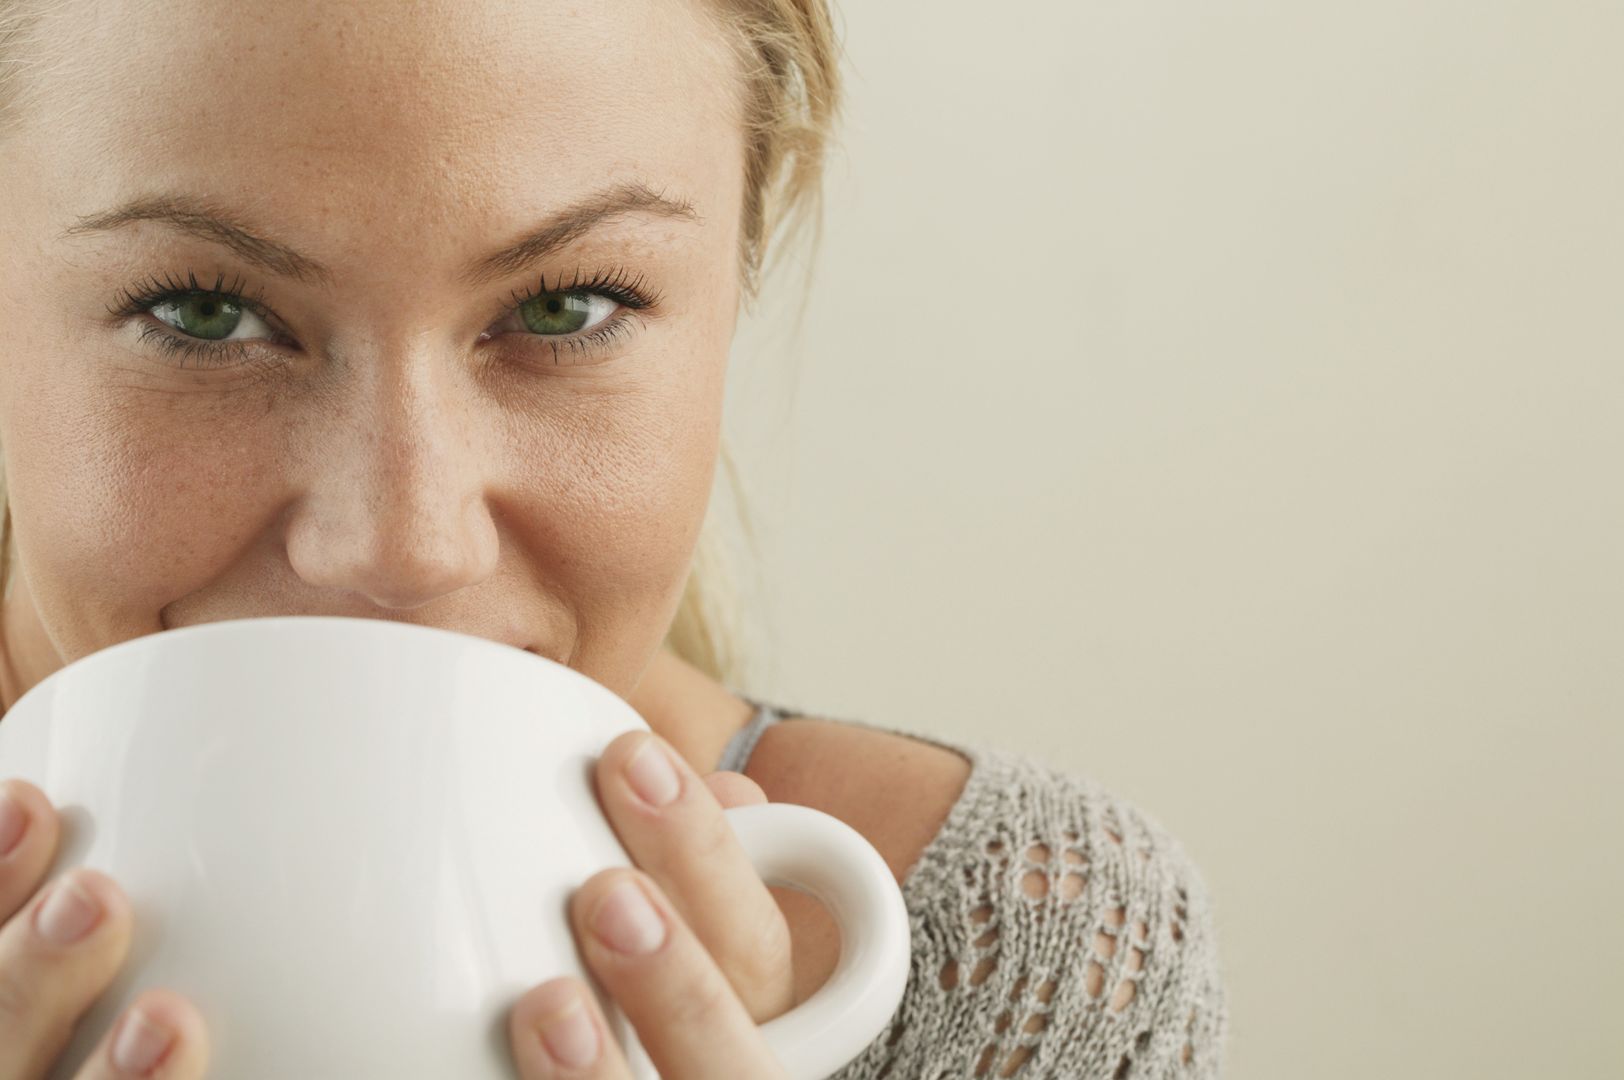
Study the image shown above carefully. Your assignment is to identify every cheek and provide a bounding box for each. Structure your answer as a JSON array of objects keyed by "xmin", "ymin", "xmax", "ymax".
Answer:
[
  {"xmin": 497, "ymin": 378, "xmax": 722, "ymax": 597},
  {"xmin": 5, "ymin": 390, "xmax": 281, "ymax": 602},
  {"xmin": 0, "ymin": 311, "xmax": 728, "ymax": 623},
  {"xmin": 0, "ymin": 281, "xmax": 280, "ymax": 602}
]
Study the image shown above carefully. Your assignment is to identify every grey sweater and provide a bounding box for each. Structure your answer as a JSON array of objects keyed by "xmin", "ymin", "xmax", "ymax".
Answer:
[{"xmin": 718, "ymin": 699, "xmax": 1229, "ymax": 1079}]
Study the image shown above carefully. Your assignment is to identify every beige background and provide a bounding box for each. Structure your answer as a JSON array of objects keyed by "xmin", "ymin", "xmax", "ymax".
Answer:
[{"xmin": 723, "ymin": 2, "xmax": 1623, "ymax": 1078}]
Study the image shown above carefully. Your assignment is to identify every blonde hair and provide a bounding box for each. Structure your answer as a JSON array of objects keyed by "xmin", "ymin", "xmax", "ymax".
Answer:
[{"xmin": 0, "ymin": 0, "xmax": 845, "ymax": 691}]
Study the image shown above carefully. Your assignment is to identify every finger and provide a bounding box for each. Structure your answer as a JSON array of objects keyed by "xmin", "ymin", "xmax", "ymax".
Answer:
[
  {"xmin": 0, "ymin": 779, "xmax": 61, "ymax": 925},
  {"xmin": 0, "ymin": 790, "xmax": 135, "ymax": 1080},
  {"xmin": 593, "ymin": 733, "xmax": 793, "ymax": 1022},
  {"xmin": 509, "ymin": 975, "xmax": 630, "ymax": 1079},
  {"xmin": 71, "ymin": 986, "xmax": 209, "ymax": 1079},
  {"xmin": 571, "ymin": 869, "xmax": 787, "ymax": 1080},
  {"xmin": 703, "ymin": 771, "xmax": 768, "ymax": 810}
]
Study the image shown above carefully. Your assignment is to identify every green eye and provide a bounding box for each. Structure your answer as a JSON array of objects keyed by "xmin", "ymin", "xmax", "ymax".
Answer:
[
  {"xmin": 156, "ymin": 293, "xmax": 244, "ymax": 340},
  {"xmin": 518, "ymin": 291, "xmax": 596, "ymax": 335}
]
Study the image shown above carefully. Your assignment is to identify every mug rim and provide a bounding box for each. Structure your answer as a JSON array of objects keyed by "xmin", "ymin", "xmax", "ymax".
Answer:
[{"xmin": 3, "ymin": 614, "xmax": 584, "ymax": 719}]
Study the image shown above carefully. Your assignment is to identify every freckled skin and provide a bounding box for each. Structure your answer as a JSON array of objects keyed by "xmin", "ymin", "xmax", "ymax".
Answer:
[{"xmin": 0, "ymin": 0, "xmax": 751, "ymax": 736}]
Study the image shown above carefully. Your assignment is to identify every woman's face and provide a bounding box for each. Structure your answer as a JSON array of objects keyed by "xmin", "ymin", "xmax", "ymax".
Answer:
[{"xmin": 0, "ymin": 0, "xmax": 746, "ymax": 701}]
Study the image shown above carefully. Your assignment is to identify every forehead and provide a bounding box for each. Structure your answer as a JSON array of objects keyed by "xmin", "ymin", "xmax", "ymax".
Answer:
[{"xmin": 18, "ymin": 0, "xmax": 742, "ymax": 269}]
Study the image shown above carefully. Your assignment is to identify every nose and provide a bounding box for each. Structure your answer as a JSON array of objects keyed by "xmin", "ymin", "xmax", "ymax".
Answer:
[{"xmin": 281, "ymin": 352, "xmax": 500, "ymax": 609}]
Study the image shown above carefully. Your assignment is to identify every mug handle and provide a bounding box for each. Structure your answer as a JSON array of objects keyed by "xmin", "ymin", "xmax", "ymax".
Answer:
[{"xmin": 717, "ymin": 802, "xmax": 913, "ymax": 1079}]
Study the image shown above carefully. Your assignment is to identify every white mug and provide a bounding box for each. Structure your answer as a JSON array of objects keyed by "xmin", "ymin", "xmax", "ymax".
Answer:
[{"xmin": 0, "ymin": 616, "xmax": 911, "ymax": 1079}]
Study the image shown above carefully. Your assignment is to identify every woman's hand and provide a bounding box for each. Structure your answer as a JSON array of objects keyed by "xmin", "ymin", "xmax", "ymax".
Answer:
[
  {"xmin": 0, "ymin": 778, "xmax": 209, "ymax": 1080},
  {"xmin": 4, "ymin": 729, "xmax": 801, "ymax": 1080},
  {"xmin": 506, "ymin": 731, "xmax": 797, "ymax": 1078}
]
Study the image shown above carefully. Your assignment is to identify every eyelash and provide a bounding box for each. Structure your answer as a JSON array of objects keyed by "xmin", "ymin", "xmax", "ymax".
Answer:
[{"xmin": 105, "ymin": 266, "xmax": 663, "ymax": 370}]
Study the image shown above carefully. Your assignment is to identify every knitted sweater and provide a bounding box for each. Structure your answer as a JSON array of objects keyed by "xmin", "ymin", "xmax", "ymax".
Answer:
[{"xmin": 718, "ymin": 700, "xmax": 1229, "ymax": 1079}]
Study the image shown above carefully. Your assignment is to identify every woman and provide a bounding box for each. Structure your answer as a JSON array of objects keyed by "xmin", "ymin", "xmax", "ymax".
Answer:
[{"xmin": 0, "ymin": 0, "xmax": 1228, "ymax": 1077}]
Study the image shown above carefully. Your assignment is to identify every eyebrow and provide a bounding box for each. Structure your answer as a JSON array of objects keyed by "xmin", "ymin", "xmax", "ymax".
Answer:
[{"xmin": 57, "ymin": 180, "xmax": 702, "ymax": 290}]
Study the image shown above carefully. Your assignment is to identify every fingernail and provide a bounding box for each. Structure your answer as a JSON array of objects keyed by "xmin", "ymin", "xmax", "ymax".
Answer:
[
  {"xmin": 111, "ymin": 1005, "xmax": 175, "ymax": 1073},
  {"xmin": 36, "ymin": 872, "xmax": 103, "ymax": 945},
  {"xmin": 592, "ymin": 878, "xmax": 667, "ymax": 954},
  {"xmin": 624, "ymin": 737, "xmax": 680, "ymax": 807},
  {"xmin": 536, "ymin": 984, "xmax": 600, "ymax": 1069},
  {"xmin": 0, "ymin": 784, "xmax": 27, "ymax": 857}
]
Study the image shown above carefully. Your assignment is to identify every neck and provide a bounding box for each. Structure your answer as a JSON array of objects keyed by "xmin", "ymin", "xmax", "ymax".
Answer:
[
  {"xmin": 0, "ymin": 571, "xmax": 60, "ymax": 717},
  {"xmin": 625, "ymin": 646, "xmax": 759, "ymax": 775}
]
